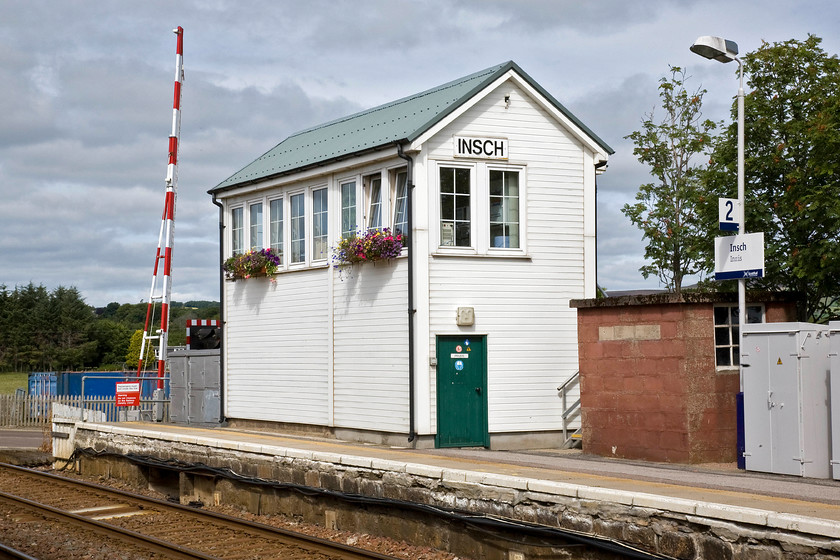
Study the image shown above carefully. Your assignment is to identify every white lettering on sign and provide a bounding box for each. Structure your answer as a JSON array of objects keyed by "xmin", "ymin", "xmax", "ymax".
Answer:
[{"xmin": 454, "ymin": 136, "xmax": 508, "ymax": 160}]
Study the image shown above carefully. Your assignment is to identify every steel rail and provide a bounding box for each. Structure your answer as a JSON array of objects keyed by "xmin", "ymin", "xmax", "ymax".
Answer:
[
  {"xmin": 0, "ymin": 542, "xmax": 40, "ymax": 560},
  {"xmin": 0, "ymin": 491, "xmax": 216, "ymax": 560},
  {"xmin": 0, "ymin": 463, "xmax": 399, "ymax": 560}
]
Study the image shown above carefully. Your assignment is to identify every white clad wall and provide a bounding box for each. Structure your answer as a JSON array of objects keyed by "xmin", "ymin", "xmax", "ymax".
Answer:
[
  {"xmin": 224, "ymin": 269, "xmax": 330, "ymax": 424},
  {"xmin": 425, "ymin": 80, "xmax": 585, "ymax": 433},
  {"xmin": 333, "ymin": 260, "xmax": 409, "ymax": 432}
]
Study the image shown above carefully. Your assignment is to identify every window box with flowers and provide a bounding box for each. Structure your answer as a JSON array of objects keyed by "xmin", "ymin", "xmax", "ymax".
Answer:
[
  {"xmin": 224, "ymin": 248, "xmax": 281, "ymax": 280},
  {"xmin": 332, "ymin": 228, "xmax": 405, "ymax": 274}
]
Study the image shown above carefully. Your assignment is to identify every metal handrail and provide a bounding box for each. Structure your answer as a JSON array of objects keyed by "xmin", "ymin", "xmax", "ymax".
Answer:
[
  {"xmin": 558, "ymin": 371, "xmax": 581, "ymax": 446},
  {"xmin": 557, "ymin": 371, "xmax": 579, "ymax": 393},
  {"xmin": 561, "ymin": 398, "xmax": 581, "ymax": 420},
  {"xmin": 81, "ymin": 374, "xmax": 170, "ymax": 422}
]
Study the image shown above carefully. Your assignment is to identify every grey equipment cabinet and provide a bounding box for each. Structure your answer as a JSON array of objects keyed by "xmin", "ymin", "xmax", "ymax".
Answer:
[
  {"xmin": 169, "ymin": 348, "xmax": 221, "ymax": 426},
  {"xmin": 830, "ymin": 321, "xmax": 840, "ymax": 480},
  {"xmin": 741, "ymin": 322, "xmax": 831, "ymax": 478}
]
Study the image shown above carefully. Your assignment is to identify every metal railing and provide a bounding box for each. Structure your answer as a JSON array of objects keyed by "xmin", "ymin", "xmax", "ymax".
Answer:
[
  {"xmin": 0, "ymin": 393, "xmax": 170, "ymax": 428},
  {"xmin": 558, "ymin": 371, "xmax": 581, "ymax": 446}
]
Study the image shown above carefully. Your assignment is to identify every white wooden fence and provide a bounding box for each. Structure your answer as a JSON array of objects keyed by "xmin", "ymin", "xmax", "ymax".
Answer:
[{"xmin": 0, "ymin": 394, "xmax": 169, "ymax": 428}]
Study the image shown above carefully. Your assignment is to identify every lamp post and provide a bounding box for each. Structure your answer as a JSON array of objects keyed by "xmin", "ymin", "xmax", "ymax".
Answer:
[{"xmin": 691, "ymin": 36, "xmax": 746, "ymax": 386}]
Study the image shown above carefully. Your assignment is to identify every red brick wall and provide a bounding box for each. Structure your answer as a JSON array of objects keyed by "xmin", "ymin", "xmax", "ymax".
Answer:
[{"xmin": 576, "ymin": 298, "xmax": 797, "ymax": 464}]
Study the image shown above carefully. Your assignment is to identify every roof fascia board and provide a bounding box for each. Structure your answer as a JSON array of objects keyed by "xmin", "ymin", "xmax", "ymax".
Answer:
[
  {"xmin": 408, "ymin": 71, "xmax": 515, "ymax": 151},
  {"xmin": 409, "ymin": 69, "xmax": 611, "ymax": 161},
  {"xmin": 508, "ymin": 73, "xmax": 610, "ymax": 160},
  {"xmin": 213, "ymin": 146, "xmax": 401, "ymax": 200}
]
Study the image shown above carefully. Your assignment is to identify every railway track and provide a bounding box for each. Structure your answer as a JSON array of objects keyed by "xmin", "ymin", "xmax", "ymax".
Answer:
[{"xmin": 0, "ymin": 463, "xmax": 401, "ymax": 560}]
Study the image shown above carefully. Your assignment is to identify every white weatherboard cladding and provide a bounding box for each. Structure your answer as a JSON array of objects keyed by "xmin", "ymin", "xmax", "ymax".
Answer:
[
  {"xmin": 224, "ymin": 270, "xmax": 330, "ymax": 424},
  {"xmin": 426, "ymin": 81, "xmax": 585, "ymax": 433},
  {"xmin": 333, "ymin": 260, "xmax": 409, "ymax": 432}
]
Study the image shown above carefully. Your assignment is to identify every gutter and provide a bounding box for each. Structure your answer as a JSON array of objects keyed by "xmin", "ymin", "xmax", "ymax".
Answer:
[
  {"xmin": 211, "ymin": 194, "xmax": 227, "ymax": 424},
  {"xmin": 396, "ymin": 143, "xmax": 416, "ymax": 443},
  {"xmin": 594, "ymin": 159, "xmax": 608, "ymax": 297}
]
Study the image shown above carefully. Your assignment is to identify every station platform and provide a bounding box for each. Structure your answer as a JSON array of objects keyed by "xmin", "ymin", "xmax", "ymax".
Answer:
[{"xmin": 63, "ymin": 421, "xmax": 840, "ymax": 541}]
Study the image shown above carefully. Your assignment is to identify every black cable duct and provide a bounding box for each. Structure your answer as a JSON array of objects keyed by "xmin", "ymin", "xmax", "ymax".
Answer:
[{"xmin": 65, "ymin": 448, "xmax": 669, "ymax": 560}]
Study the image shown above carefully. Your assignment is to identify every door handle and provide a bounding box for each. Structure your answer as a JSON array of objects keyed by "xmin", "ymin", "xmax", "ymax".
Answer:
[{"xmin": 475, "ymin": 387, "xmax": 482, "ymax": 395}]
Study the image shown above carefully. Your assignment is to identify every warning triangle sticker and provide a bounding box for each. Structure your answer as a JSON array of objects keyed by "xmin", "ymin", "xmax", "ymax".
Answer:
[{"xmin": 777, "ymin": 357, "xmax": 783, "ymax": 365}]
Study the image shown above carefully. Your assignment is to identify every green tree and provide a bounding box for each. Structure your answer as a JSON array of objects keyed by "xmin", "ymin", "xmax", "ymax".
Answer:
[
  {"xmin": 89, "ymin": 319, "xmax": 132, "ymax": 369},
  {"xmin": 125, "ymin": 329, "xmax": 156, "ymax": 372},
  {"xmin": 48, "ymin": 286, "xmax": 98, "ymax": 369},
  {"xmin": 700, "ymin": 36, "xmax": 840, "ymax": 321},
  {"xmin": 622, "ymin": 67, "xmax": 718, "ymax": 295}
]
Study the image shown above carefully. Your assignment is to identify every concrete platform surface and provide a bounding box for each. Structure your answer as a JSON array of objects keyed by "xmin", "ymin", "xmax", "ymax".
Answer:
[
  {"xmin": 0, "ymin": 428, "xmax": 44, "ymax": 449},
  {"xmin": 78, "ymin": 422, "xmax": 840, "ymax": 528}
]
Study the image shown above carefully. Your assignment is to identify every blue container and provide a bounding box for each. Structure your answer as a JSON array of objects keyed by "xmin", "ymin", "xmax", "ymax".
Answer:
[
  {"xmin": 59, "ymin": 371, "xmax": 121, "ymax": 398},
  {"xmin": 28, "ymin": 372, "xmax": 57, "ymax": 396}
]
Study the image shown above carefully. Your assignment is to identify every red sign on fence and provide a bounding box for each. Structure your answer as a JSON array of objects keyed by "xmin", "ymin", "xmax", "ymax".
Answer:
[{"xmin": 115, "ymin": 382, "xmax": 140, "ymax": 407}]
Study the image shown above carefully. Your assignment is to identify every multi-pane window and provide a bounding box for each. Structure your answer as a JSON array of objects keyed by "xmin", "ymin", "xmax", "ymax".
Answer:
[
  {"xmin": 290, "ymin": 193, "xmax": 305, "ymax": 264},
  {"xmin": 269, "ymin": 198, "xmax": 283, "ymax": 264},
  {"xmin": 249, "ymin": 202, "xmax": 263, "ymax": 250},
  {"xmin": 312, "ymin": 187, "xmax": 328, "ymax": 260},
  {"xmin": 440, "ymin": 166, "xmax": 471, "ymax": 247},
  {"xmin": 367, "ymin": 175, "xmax": 383, "ymax": 230},
  {"xmin": 489, "ymin": 170, "xmax": 519, "ymax": 248},
  {"xmin": 231, "ymin": 207, "xmax": 244, "ymax": 255},
  {"xmin": 393, "ymin": 171, "xmax": 408, "ymax": 236},
  {"xmin": 229, "ymin": 169, "xmax": 414, "ymax": 270},
  {"xmin": 341, "ymin": 181, "xmax": 357, "ymax": 239},
  {"xmin": 714, "ymin": 304, "xmax": 764, "ymax": 367}
]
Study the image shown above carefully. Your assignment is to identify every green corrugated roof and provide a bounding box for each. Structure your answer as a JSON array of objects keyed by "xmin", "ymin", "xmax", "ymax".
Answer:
[{"xmin": 210, "ymin": 61, "xmax": 612, "ymax": 193}]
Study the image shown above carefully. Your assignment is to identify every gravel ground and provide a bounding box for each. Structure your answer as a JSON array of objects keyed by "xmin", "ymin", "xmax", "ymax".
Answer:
[{"xmin": 34, "ymin": 467, "xmax": 466, "ymax": 560}]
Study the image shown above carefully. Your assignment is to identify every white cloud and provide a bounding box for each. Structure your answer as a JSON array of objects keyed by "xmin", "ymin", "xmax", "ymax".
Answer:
[{"xmin": 0, "ymin": 0, "xmax": 837, "ymax": 305}]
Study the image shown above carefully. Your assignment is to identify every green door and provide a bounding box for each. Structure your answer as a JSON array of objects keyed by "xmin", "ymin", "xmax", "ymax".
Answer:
[{"xmin": 436, "ymin": 335, "xmax": 488, "ymax": 448}]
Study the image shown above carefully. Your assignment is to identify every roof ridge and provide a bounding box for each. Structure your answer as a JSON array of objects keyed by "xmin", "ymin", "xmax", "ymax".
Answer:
[
  {"xmin": 286, "ymin": 61, "xmax": 511, "ymax": 140},
  {"xmin": 210, "ymin": 60, "xmax": 611, "ymax": 193}
]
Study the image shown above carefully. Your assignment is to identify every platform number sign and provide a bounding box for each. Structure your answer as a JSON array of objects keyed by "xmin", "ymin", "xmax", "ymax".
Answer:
[{"xmin": 719, "ymin": 198, "xmax": 739, "ymax": 231}]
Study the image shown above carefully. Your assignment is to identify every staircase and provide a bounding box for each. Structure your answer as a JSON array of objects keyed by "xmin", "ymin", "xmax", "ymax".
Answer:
[{"xmin": 558, "ymin": 371, "xmax": 582, "ymax": 448}]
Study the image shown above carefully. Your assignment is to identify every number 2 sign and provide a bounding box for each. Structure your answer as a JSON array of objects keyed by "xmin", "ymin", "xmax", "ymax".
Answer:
[{"xmin": 719, "ymin": 198, "xmax": 739, "ymax": 231}]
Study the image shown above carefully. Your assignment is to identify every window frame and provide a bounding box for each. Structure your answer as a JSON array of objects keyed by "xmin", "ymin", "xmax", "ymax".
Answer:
[
  {"xmin": 391, "ymin": 168, "xmax": 409, "ymax": 237},
  {"xmin": 486, "ymin": 165, "xmax": 523, "ymax": 252},
  {"xmin": 437, "ymin": 163, "xmax": 475, "ymax": 251},
  {"xmin": 289, "ymin": 190, "xmax": 307, "ymax": 266},
  {"xmin": 434, "ymin": 160, "xmax": 526, "ymax": 256},
  {"xmin": 713, "ymin": 303, "xmax": 765, "ymax": 369},
  {"xmin": 311, "ymin": 186, "xmax": 329, "ymax": 262},
  {"xmin": 230, "ymin": 205, "xmax": 245, "ymax": 256},
  {"xmin": 340, "ymin": 179, "xmax": 358, "ymax": 240},
  {"xmin": 364, "ymin": 172, "xmax": 386, "ymax": 231},
  {"xmin": 268, "ymin": 195, "xmax": 285, "ymax": 266},
  {"xmin": 225, "ymin": 166, "xmax": 412, "ymax": 276},
  {"xmin": 248, "ymin": 200, "xmax": 264, "ymax": 251}
]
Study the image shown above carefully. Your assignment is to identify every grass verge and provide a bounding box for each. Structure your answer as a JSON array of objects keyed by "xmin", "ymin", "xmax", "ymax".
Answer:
[{"xmin": 0, "ymin": 372, "xmax": 28, "ymax": 394}]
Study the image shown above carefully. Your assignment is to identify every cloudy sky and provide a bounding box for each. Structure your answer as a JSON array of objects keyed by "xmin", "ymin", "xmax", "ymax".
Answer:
[{"xmin": 2, "ymin": 1, "xmax": 838, "ymax": 307}]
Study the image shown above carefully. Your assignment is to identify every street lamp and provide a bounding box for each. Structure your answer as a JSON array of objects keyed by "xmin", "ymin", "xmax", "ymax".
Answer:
[{"xmin": 691, "ymin": 35, "xmax": 746, "ymax": 384}]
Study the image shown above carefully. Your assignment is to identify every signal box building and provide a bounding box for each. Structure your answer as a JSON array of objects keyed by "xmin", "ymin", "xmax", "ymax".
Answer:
[{"xmin": 208, "ymin": 61, "xmax": 612, "ymax": 449}]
